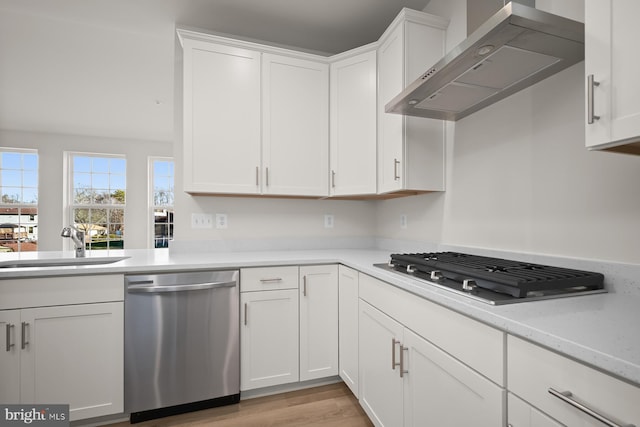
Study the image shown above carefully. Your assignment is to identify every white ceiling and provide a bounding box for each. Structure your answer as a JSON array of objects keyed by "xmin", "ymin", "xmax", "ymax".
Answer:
[{"xmin": 0, "ymin": 0, "xmax": 430, "ymax": 143}]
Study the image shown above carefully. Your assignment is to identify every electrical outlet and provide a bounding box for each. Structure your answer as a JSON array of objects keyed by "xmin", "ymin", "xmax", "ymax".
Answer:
[
  {"xmin": 400, "ymin": 214, "xmax": 408, "ymax": 229},
  {"xmin": 191, "ymin": 213, "xmax": 213, "ymax": 229},
  {"xmin": 324, "ymin": 214, "xmax": 334, "ymax": 229},
  {"xmin": 216, "ymin": 213, "xmax": 228, "ymax": 229}
]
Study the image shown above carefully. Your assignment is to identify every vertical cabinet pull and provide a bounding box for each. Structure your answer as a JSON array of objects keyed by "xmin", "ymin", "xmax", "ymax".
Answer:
[
  {"xmin": 548, "ymin": 388, "xmax": 635, "ymax": 427},
  {"xmin": 391, "ymin": 339, "xmax": 400, "ymax": 370},
  {"xmin": 244, "ymin": 303, "xmax": 248, "ymax": 326},
  {"xmin": 5, "ymin": 324, "xmax": 14, "ymax": 352},
  {"xmin": 265, "ymin": 167, "xmax": 270, "ymax": 187},
  {"xmin": 399, "ymin": 345, "xmax": 408, "ymax": 378},
  {"xmin": 393, "ymin": 158, "xmax": 400, "ymax": 181},
  {"xmin": 331, "ymin": 170, "xmax": 336, "ymax": 188},
  {"xmin": 255, "ymin": 166, "xmax": 259, "ymax": 186},
  {"xmin": 587, "ymin": 74, "xmax": 601, "ymax": 124},
  {"xmin": 303, "ymin": 276, "xmax": 307, "ymax": 297},
  {"xmin": 21, "ymin": 322, "xmax": 29, "ymax": 350}
]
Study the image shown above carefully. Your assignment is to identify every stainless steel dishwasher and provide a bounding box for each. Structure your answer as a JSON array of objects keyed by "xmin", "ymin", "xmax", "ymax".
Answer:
[{"xmin": 124, "ymin": 270, "xmax": 240, "ymax": 423}]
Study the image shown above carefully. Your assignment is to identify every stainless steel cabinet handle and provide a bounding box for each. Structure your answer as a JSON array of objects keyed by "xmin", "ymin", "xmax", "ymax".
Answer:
[
  {"xmin": 331, "ymin": 170, "xmax": 336, "ymax": 188},
  {"xmin": 399, "ymin": 345, "xmax": 408, "ymax": 378},
  {"xmin": 548, "ymin": 388, "xmax": 635, "ymax": 427},
  {"xmin": 266, "ymin": 167, "xmax": 269, "ymax": 187},
  {"xmin": 391, "ymin": 339, "xmax": 400, "ymax": 370},
  {"xmin": 21, "ymin": 322, "xmax": 29, "ymax": 350},
  {"xmin": 303, "ymin": 275, "xmax": 307, "ymax": 296},
  {"xmin": 587, "ymin": 74, "xmax": 601, "ymax": 124},
  {"xmin": 393, "ymin": 158, "xmax": 400, "ymax": 180},
  {"xmin": 259, "ymin": 278, "xmax": 283, "ymax": 283},
  {"xmin": 5, "ymin": 324, "xmax": 14, "ymax": 352},
  {"xmin": 256, "ymin": 166, "xmax": 259, "ymax": 186},
  {"xmin": 128, "ymin": 281, "xmax": 236, "ymax": 293},
  {"xmin": 244, "ymin": 303, "xmax": 248, "ymax": 326}
]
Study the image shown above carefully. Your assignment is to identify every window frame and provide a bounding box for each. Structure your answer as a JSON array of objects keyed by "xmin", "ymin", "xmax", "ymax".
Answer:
[
  {"xmin": 0, "ymin": 147, "xmax": 39, "ymax": 253},
  {"xmin": 66, "ymin": 151, "xmax": 127, "ymax": 251},
  {"xmin": 148, "ymin": 156, "xmax": 174, "ymax": 249}
]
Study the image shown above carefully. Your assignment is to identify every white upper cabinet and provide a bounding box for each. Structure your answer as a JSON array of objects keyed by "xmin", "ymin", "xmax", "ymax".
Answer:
[
  {"xmin": 262, "ymin": 54, "xmax": 329, "ymax": 196},
  {"xmin": 377, "ymin": 10, "xmax": 448, "ymax": 195},
  {"xmin": 586, "ymin": 0, "xmax": 640, "ymax": 155},
  {"xmin": 181, "ymin": 37, "xmax": 262, "ymax": 194},
  {"xmin": 329, "ymin": 47, "xmax": 377, "ymax": 196},
  {"xmin": 179, "ymin": 32, "xmax": 329, "ymax": 197}
]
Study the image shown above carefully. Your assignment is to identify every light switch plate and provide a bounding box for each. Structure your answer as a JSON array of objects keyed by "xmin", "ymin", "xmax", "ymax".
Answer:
[
  {"xmin": 324, "ymin": 214, "xmax": 334, "ymax": 229},
  {"xmin": 191, "ymin": 213, "xmax": 213, "ymax": 229},
  {"xmin": 216, "ymin": 213, "xmax": 228, "ymax": 229}
]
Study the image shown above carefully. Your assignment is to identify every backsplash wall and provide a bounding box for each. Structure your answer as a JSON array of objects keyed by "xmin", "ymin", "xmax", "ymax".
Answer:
[{"xmin": 376, "ymin": 0, "xmax": 640, "ymax": 264}]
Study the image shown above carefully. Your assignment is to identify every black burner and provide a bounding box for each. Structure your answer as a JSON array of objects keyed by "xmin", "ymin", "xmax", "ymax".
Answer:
[{"xmin": 388, "ymin": 252, "xmax": 604, "ymax": 298}]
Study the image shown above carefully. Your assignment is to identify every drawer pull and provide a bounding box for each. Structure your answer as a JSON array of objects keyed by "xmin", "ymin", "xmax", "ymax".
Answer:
[
  {"xmin": 548, "ymin": 388, "xmax": 635, "ymax": 427},
  {"xmin": 391, "ymin": 339, "xmax": 400, "ymax": 370},
  {"xmin": 259, "ymin": 278, "xmax": 283, "ymax": 283},
  {"xmin": 5, "ymin": 324, "xmax": 14, "ymax": 352}
]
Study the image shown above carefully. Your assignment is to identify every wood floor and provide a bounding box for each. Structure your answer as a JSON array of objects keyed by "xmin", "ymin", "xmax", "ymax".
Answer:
[{"xmin": 110, "ymin": 383, "xmax": 373, "ymax": 427}]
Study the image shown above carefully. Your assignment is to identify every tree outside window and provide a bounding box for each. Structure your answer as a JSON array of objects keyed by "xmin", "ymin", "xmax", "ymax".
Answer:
[
  {"xmin": 0, "ymin": 148, "xmax": 38, "ymax": 252},
  {"xmin": 71, "ymin": 154, "xmax": 125, "ymax": 250}
]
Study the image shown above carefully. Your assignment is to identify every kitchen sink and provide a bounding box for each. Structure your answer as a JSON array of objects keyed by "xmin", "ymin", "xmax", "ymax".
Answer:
[{"xmin": 0, "ymin": 256, "xmax": 130, "ymax": 268}]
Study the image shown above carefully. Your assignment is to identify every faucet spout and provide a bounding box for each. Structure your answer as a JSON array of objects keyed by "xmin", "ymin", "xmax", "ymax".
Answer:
[{"xmin": 61, "ymin": 226, "xmax": 86, "ymax": 258}]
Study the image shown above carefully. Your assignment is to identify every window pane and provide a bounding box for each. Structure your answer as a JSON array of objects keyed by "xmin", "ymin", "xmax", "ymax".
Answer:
[
  {"xmin": 23, "ymin": 188, "xmax": 38, "ymax": 204},
  {"xmin": 23, "ymin": 154, "xmax": 38, "ymax": 171},
  {"xmin": 2, "ymin": 187, "xmax": 21, "ymax": 203},
  {"xmin": 92, "ymin": 157, "xmax": 109, "ymax": 173},
  {"xmin": 74, "ymin": 156, "xmax": 91, "ymax": 172},
  {"xmin": 110, "ymin": 158, "xmax": 126, "ymax": 174},
  {"xmin": 22, "ymin": 171, "xmax": 37, "ymax": 187},
  {"xmin": 110, "ymin": 174, "xmax": 126, "ymax": 190},
  {"xmin": 92, "ymin": 173, "xmax": 109, "ymax": 189},
  {"xmin": 2, "ymin": 152, "xmax": 21, "ymax": 168}
]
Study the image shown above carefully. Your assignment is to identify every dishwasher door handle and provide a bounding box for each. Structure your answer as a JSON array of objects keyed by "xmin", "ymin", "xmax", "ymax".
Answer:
[{"xmin": 128, "ymin": 280, "xmax": 237, "ymax": 293}]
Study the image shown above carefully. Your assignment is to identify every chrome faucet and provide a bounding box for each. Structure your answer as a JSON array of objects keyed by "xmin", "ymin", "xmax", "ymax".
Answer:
[{"xmin": 61, "ymin": 226, "xmax": 86, "ymax": 258}]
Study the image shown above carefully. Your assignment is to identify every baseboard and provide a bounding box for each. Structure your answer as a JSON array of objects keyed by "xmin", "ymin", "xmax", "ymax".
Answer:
[{"xmin": 240, "ymin": 376, "xmax": 342, "ymax": 400}]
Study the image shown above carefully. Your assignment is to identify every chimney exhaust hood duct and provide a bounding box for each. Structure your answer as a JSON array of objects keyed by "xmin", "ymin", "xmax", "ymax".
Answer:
[{"xmin": 385, "ymin": 1, "xmax": 584, "ymax": 121}]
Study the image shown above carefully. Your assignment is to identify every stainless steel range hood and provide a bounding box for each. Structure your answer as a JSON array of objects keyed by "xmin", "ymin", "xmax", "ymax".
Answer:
[{"xmin": 385, "ymin": 2, "xmax": 584, "ymax": 121}]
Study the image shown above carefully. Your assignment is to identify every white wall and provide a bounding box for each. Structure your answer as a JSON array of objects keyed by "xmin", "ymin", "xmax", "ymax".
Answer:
[
  {"xmin": 377, "ymin": 0, "xmax": 640, "ymax": 264},
  {"xmin": 0, "ymin": 129, "xmax": 173, "ymax": 251}
]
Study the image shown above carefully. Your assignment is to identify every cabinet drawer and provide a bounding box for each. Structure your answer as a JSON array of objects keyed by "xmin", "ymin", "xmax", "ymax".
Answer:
[
  {"xmin": 240, "ymin": 266, "xmax": 299, "ymax": 292},
  {"xmin": 508, "ymin": 335, "xmax": 640, "ymax": 427},
  {"xmin": 359, "ymin": 273, "xmax": 505, "ymax": 386},
  {"xmin": 0, "ymin": 274, "xmax": 124, "ymax": 309}
]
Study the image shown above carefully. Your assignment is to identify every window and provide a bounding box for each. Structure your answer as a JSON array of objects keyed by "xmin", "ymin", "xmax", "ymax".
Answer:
[
  {"xmin": 70, "ymin": 154, "xmax": 125, "ymax": 250},
  {"xmin": 0, "ymin": 148, "xmax": 38, "ymax": 252},
  {"xmin": 150, "ymin": 158, "xmax": 174, "ymax": 248}
]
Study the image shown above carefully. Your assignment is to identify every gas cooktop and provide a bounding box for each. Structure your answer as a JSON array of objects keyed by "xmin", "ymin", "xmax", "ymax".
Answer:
[{"xmin": 375, "ymin": 252, "xmax": 606, "ymax": 305}]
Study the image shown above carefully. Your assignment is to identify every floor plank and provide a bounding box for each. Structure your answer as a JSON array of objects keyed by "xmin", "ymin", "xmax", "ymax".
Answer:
[{"xmin": 109, "ymin": 383, "xmax": 372, "ymax": 427}]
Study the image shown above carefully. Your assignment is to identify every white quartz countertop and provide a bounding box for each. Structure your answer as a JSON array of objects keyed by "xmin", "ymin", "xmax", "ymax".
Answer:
[{"xmin": 1, "ymin": 248, "xmax": 638, "ymax": 387}]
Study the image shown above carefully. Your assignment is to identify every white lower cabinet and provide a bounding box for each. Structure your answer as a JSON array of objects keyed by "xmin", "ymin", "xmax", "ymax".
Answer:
[
  {"xmin": 0, "ymin": 274, "xmax": 124, "ymax": 422},
  {"xmin": 240, "ymin": 288, "xmax": 299, "ymax": 390},
  {"xmin": 508, "ymin": 393, "xmax": 563, "ymax": 427},
  {"xmin": 0, "ymin": 303, "xmax": 124, "ymax": 421},
  {"xmin": 358, "ymin": 300, "xmax": 504, "ymax": 427},
  {"xmin": 299, "ymin": 265, "xmax": 338, "ymax": 381},
  {"xmin": 359, "ymin": 301, "xmax": 404, "ymax": 426},
  {"xmin": 402, "ymin": 328, "xmax": 503, "ymax": 426},
  {"xmin": 338, "ymin": 265, "xmax": 359, "ymax": 397},
  {"xmin": 508, "ymin": 335, "xmax": 640, "ymax": 427},
  {"xmin": 240, "ymin": 265, "xmax": 339, "ymax": 391}
]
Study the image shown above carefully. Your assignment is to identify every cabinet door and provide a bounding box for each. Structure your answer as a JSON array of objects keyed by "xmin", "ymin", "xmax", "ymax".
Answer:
[
  {"xmin": 183, "ymin": 39, "xmax": 262, "ymax": 193},
  {"xmin": 262, "ymin": 54, "xmax": 329, "ymax": 196},
  {"xmin": 402, "ymin": 328, "xmax": 505, "ymax": 427},
  {"xmin": 241, "ymin": 289, "xmax": 299, "ymax": 390},
  {"xmin": 359, "ymin": 300, "xmax": 404, "ymax": 427},
  {"xmin": 20, "ymin": 303, "xmax": 124, "ymax": 421},
  {"xmin": 330, "ymin": 50, "xmax": 377, "ymax": 196},
  {"xmin": 377, "ymin": 17, "xmax": 446, "ymax": 194},
  {"xmin": 585, "ymin": 0, "xmax": 640, "ymax": 153},
  {"xmin": 0, "ymin": 310, "xmax": 20, "ymax": 404},
  {"xmin": 509, "ymin": 393, "xmax": 563, "ymax": 427},
  {"xmin": 299, "ymin": 265, "xmax": 338, "ymax": 381},
  {"xmin": 338, "ymin": 265, "xmax": 359, "ymax": 397},
  {"xmin": 377, "ymin": 24, "xmax": 405, "ymax": 194}
]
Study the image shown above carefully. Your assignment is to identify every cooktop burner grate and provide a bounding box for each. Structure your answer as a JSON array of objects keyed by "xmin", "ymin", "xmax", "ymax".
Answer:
[{"xmin": 389, "ymin": 252, "xmax": 605, "ymax": 298}]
